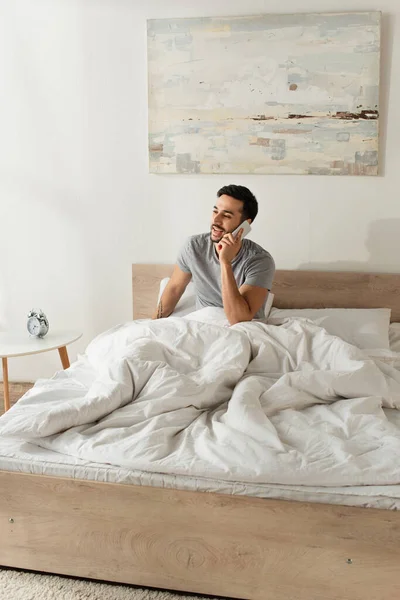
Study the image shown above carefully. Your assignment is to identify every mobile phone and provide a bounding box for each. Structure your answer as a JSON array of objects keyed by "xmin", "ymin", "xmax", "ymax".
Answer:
[{"xmin": 231, "ymin": 220, "xmax": 251, "ymax": 239}]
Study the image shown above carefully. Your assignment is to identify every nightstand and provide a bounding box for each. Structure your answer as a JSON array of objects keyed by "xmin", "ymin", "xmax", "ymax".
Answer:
[{"xmin": 0, "ymin": 331, "xmax": 82, "ymax": 412}]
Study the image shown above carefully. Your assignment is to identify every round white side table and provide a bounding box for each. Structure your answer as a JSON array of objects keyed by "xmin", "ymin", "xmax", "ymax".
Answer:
[{"xmin": 0, "ymin": 331, "xmax": 82, "ymax": 412}]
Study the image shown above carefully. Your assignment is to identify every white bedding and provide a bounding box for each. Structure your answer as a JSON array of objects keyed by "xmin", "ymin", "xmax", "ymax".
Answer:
[
  {"xmin": 2, "ymin": 317, "xmax": 400, "ymax": 488},
  {"xmin": 390, "ymin": 322, "xmax": 400, "ymax": 353},
  {"xmin": 2, "ymin": 434, "xmax": 400, "ymax": 510}
]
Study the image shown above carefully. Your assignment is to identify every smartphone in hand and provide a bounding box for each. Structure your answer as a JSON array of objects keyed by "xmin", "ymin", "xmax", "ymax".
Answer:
[{"xmin": 231, "ymin": 220, "xmax": 252, "ymax": 239}]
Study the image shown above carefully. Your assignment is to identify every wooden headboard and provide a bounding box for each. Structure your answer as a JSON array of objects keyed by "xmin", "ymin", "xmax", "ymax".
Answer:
[{"xmin": 132, "ymin": 265, "xmax": 400, "ymax": 322}]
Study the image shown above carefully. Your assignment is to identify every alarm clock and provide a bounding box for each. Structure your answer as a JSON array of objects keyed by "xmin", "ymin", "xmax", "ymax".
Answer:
[{"xmin": 27, "ymin": 308, "xmax": 49, "ymax": 338}]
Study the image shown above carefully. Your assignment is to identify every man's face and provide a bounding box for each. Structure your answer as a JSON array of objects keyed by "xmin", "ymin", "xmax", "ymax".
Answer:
[{"xmin": 210, "ymin": 195, "xmax": 245, "ymax": 243}]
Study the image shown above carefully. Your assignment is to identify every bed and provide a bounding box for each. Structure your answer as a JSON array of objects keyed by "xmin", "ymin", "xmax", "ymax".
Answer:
[{"xmin": 1, "ymin": 266, "xmax": 400, "ymax": 600}]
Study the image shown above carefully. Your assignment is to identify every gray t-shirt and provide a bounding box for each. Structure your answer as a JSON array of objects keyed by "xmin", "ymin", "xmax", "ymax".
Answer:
[{"xmin": 177, "ymin": 233, "xmax": 275, "ymax": 319}]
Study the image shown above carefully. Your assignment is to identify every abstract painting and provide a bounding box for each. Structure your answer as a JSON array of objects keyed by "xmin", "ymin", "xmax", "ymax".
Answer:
[{"xmin": 147, "ymin": 12, "xmax": 380, "ymax": 175}]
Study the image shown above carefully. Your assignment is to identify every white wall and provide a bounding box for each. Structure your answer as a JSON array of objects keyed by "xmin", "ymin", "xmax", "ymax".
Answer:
[{"xmin": 0, "ymin": 0, "xmax": 399, "ymax": 381}]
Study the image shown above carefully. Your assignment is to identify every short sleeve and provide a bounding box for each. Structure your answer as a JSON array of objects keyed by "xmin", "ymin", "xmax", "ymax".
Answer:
[
  {"xmin": 176, "ymin": 237, "xmax": 193, "ymax": 274},
  {"xmin": 244, "ymin": 253, "xmax": 275, "ymax": 290}
]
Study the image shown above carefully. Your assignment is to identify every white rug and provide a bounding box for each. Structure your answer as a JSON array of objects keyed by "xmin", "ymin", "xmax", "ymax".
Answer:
[{"xmin": 0, "ymin": 569, "xmax": 221, "ymax": 600}]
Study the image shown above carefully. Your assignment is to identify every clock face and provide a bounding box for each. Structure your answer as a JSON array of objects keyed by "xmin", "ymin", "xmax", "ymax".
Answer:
[
  {"xmin": 27, "ymin": 317, "xmax": 41, "ymax": 336},
  {"xmin": 27, "ymin": 310, "xmax": 49, "ymax": 337}
]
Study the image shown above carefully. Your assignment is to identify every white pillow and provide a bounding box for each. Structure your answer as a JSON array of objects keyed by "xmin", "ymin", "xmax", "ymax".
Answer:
[
  {"xmin": 264, "ymin": 292, "xmax": 274, "ymax": 318},
  {"xmin": 158, "ymin": 278, "xmax": 274, "ymax": 318},
  {"xmin": 389, "ymin": 323, "xmax": 400, "ymax": 353},
  {"xmin": 268, "ymin": 307, "xmax": 391, "ymax": 350},
  {"xmin": 158, "ymin": 278, "xmax": 196, "ymax": 317}
]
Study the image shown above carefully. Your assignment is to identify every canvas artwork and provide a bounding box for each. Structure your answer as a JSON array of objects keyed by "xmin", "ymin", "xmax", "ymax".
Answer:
[{"xmin": 147, "ymin": 12, "xmax": 380, "ymax": 175}]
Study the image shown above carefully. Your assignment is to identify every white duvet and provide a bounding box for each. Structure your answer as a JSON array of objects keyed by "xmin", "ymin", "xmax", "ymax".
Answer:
[{"xmin": 2, "ymin": 316, "xmax": 400, "ymax": 487}]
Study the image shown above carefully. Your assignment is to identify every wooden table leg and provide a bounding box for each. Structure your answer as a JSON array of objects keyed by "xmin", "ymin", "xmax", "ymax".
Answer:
[
  {"xmin": 2, "ymin": 357, "xmax": 10, "ymax": 412},
  {"xmin": 58, "ymin": 346, "xmax": 70, "ymax": 369}
]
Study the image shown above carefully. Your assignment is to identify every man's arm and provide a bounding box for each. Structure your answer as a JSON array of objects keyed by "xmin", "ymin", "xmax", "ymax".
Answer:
[
  {"xmin": 218, "ymin": 228, "xmax": 271, "ymax": 325},
  {"xmin": 220, "ymin": 262, "xmax": 268, "ymax": 325},
  {"xmin": 152, "ymin": 265, "xmax": 192, "ymax": 319}
]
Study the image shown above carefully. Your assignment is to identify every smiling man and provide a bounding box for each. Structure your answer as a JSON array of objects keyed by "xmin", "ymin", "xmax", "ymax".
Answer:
[{"xmin": 153, "ymin": 184, "xmax": 275, "ymax": 325}]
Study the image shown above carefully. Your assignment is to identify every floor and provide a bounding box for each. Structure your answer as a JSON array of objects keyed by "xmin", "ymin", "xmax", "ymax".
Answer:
[{"xmin": 0, "ymin": 382, "xmax": 32, "ymax": 412}]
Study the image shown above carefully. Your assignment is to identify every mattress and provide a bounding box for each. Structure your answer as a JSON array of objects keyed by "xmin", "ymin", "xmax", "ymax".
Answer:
[{"xmin": 2, "ymin": 413, "xmax": 400, "ymax": 511}]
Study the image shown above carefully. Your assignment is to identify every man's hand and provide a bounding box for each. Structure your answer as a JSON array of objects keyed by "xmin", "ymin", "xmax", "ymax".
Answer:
[{"xmin": 217, "ymin": 228, "xmax": 243, "ymax": 264}]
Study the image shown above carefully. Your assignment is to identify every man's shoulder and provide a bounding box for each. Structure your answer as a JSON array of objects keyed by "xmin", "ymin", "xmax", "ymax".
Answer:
[
  {"xmin": 184, "ymin": 232, "xmax": 211, "ymax": 251},
  {"xmin": 242, "ymin": 239, "xmax": 274, "ymax": 263}
]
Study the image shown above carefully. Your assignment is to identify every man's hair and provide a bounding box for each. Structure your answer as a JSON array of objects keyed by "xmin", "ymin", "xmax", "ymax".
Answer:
[{"xmin": 217, "ymin": 185, "xmax": 258, "ymax": 222}]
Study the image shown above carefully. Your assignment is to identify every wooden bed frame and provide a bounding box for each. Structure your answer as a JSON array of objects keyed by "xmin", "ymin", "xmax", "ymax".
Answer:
[{"xmin": 1, "ymin": 267, "xmax": 400, "ymax": 600}]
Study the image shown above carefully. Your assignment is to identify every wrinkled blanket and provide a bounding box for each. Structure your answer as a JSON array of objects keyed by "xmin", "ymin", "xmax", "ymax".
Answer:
[{"xmin": 1, "ymin": 317, "xmax": 400, "ymax": 486}]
